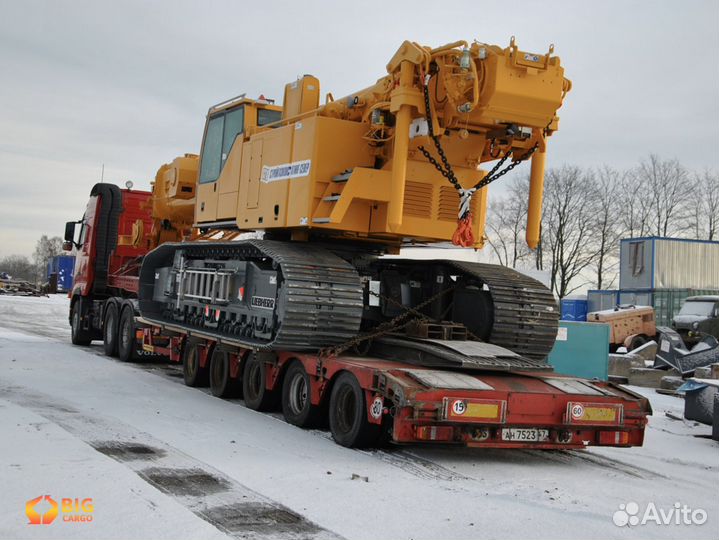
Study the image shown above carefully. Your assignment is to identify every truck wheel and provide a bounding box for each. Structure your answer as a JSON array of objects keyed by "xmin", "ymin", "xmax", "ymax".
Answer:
[
  {"xmin": 242, "ymin": 354, "xmax": 278, "ymax": 411},
  {"xmin": 210, "ymin": 349, "xmax": 241, "ymax": 398},
  {"xmin": 183, "ymin": 341, "xmax": 209, "ymax": 387},
  {"xmin": 282, "ymin": 361, "xmax": 321, "ymax": 427},
  {"xmin": 329, "ymin": 372, "xmax": 380, "ymax": 448},
  {"xmin": 71, "ymin": 300, "xmax": 92, "ymax": 346},
  {"xmin": 117, "ymin": 307, "xmax": 138, "ymax": 362},
  {"xmin": 103, "ymin": 303, "xmax": 119, "ymax": 357}
]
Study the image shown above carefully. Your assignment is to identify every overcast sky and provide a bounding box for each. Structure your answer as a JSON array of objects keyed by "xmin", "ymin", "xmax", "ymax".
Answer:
[{"xmin": 1, "ymin": 0, "xmax": 717, "ymax": 257}]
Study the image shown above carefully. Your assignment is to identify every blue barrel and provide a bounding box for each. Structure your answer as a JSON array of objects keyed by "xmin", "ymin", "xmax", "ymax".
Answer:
[{"xmin": 560, "ymin": 298, "xmax": 588, "ymax": 321}]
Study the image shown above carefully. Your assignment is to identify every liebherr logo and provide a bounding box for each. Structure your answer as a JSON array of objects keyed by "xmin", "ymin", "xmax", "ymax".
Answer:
[{"xmin": 251, "ymin": 296, "xmax": 276, "ymax": 310}]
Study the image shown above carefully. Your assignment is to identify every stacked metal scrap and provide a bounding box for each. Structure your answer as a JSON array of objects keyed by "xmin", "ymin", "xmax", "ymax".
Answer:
[{"xmin": 0, "ymin": 277, "xmax": 46, "ymax": 296}]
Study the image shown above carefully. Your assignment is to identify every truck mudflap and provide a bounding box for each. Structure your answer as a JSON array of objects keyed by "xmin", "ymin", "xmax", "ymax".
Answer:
[{"xmin": 376, "ymin": 369, "xmax": 651, "ymax": 448}]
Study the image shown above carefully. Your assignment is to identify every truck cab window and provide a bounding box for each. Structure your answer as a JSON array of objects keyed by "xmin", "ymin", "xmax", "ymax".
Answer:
[{"xmin": 199, "ymin": 115, "xmax": 225, "ymax": 184}]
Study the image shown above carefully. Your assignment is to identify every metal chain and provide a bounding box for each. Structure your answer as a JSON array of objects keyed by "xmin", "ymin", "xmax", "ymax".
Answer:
[
  {"xmin": 318, "ymin": 285, "xmax": 457, "ymax": 358},
  {"xmin": 416, "ymin": 75, "xmax": 538, "ymax": 218}
]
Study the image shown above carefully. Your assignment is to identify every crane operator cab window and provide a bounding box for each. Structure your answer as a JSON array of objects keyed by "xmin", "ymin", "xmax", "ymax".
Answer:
[
  {"xmin": 257, "ymin": 108, "xmax": 281, "ymax": 127},
  {"xmin": 199, "ymin": 106, "xmax": 244, "ymax": 184}
]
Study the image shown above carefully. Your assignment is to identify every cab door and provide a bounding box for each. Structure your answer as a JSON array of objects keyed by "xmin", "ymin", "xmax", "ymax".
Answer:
[
  {"xmin": 195, "ymin": 114, "xmax": 224, "ymax": 223},
  {"xmin": 196, "ymin": 106, "xmax": 247, "ymax": 224}
]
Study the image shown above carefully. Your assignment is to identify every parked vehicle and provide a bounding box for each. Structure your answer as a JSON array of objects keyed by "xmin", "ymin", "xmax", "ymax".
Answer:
[
  {"xmin": 587, "ymin": 305, "xmax": 656, "ymax": 351},
  {"xmin": 672, "ymin": 295, "xmax": 719, "ymax": 345}
]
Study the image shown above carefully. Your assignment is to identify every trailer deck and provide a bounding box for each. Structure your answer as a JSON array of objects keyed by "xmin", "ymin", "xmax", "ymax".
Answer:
[{"xmin": 137, "ymin": 319, "xmax": 650, "ymax": 449}]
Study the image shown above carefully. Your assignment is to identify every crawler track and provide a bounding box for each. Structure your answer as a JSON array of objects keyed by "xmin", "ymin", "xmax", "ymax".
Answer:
[
  {"xmin": 139, "ymin": 240, "xmax": 364, "ymax": 351},
  {"xmin": 448, "ymin": 261, "xmax": 559, "ymax": 361}
]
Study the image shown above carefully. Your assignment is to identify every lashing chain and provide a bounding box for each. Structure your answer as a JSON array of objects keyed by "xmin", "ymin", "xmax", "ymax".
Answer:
[
  {"xmin": 318, "ymin": 285, "xmax": 457, "ymax": 358},
  {"xmin": 416, "ymin": 73, "xmax": 539, "ymax": 246}
]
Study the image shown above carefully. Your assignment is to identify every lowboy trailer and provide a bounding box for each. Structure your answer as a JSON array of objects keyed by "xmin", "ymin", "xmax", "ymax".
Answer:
[{"xmin": 138, "ymin": 322, "xmax": 650, "ymax": 448}]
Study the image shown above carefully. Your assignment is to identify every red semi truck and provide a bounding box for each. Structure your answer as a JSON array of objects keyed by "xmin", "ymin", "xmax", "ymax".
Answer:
[{"xmin": 65, "ymin": 183, "xmax": 651, "ymax": 449}]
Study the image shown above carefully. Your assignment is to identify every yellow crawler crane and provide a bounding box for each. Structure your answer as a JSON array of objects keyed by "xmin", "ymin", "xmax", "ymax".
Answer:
[
  {"xmin": 194, "ymin": 37, "xmax": 570, "ymax": 249},
  {"xmin": 139, "ymin": 37, "xmax": 571, "ymax": 360}
]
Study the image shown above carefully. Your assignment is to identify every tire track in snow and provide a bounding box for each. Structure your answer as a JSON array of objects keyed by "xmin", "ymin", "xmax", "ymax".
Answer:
[{"xmin": 0, "ymin": 382, "xmax": 341, "ymax": 540}]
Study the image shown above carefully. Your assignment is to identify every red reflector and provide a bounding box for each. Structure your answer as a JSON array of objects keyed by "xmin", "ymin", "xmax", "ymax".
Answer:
[
  {"xmin": 598, "ymin": 431, "xmax": 630, "ymax": 445},
  {"xmin": 416, "ymin": 426, "xmax": 453, "ymax": 441}
]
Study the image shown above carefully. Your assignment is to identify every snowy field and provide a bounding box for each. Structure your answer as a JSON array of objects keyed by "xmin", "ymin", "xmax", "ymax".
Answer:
[{"xmin": 0, "ymin": 294, "xmax": 717, "ymax": 540}]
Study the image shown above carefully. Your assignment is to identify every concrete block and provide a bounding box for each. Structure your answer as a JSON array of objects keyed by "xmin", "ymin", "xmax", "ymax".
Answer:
[
  {"xmin": 660, "ymin": 376, "xmax": 685, "ymax": 391},
  {"xmin": 684, "ymin": 384, "xmax": 718, "ymax": 425},
  {"xmin": 694, "ymin": 366, "xmax": 712, "ymax": 379},
  {"xmin": 632, "ymin": 340, "xmax": 658, "ymax": 363},
  {"xmin": 708, "ymin": 363, "xmax": 719, "ymax": 379},
  {"xmin": 629, "ymin": 367, "xmax": 680, "ymax": 388},
  {"xmin": 693, "ymin": 364, "xmax": 719, "ymax": 379},
  {"xmin": 608, "ymin": 355, "xmax": 632, "ymax": 378}
]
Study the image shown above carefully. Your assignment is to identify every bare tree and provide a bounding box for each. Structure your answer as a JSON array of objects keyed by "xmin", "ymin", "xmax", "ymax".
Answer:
[
  {"xmin": 688, "ymin": 170, "xmax": 719, "ymax": 240},
  {"xmin": 637, "ymin": 154, "xmax": 692, "ymax": 237},
  {"xmin": 618, "ymin": 168, "xmax": 652, "ymax": 238},
  {"xmin": 33, "ymin": 235, "xmax": 64, "ymax": 281},
  {"xmin": 0, "ymin": 255, "xmax": 36, "ymax": 282},
  {"xmin": 542, "ymin": 166, "xmax": 599, "ymax": 297},
  {"xmin": 592, "ymin": 166, "xmax": 625, "ymax": 289},
  {"xmin": 484, "ymin": 177, "xmax": 530, "ymax": 267}
]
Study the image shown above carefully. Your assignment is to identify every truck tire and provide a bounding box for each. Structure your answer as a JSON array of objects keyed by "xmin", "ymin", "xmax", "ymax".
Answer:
[
  {"xmin": 103, "ymin": 303, "xmax": 119, "ymax": 357},
  {"xmin": 71, "ymin": 299, "xmax": 92, "ymax": 346},
  {"xmin": 282, "ymin": 361, "xmax": 321, "ymax": 427},
  {"xmin": 242, "ymin": 354, "xmax": 278, "ymax": 411},
  {"xmin": 329, "ymin": 372, "xmax": 380, "ymax": 448},
  {"xmin": 118, "ymin": 306, "xmax": 137, "ymax": 362},
  {"xmin": 209, "ymin": 349, "xmax": 241, "ymax": 398},
  {"xmin": 183, "ymin": 341, "xmax": 208, "ymax": 387}
]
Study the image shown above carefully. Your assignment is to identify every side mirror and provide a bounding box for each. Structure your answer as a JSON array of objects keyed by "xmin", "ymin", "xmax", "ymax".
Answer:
[
  {"xmin": 62, "ymin": 240, "xmax": 73, "ymax": 252},
  {"xmin": 64, "ymin": 221, "xmax": 77, "ymax": 243}
]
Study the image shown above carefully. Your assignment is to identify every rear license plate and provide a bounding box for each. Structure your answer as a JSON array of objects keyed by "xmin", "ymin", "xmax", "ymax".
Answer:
[{"xmin": 501, "ymin": 428, "xmax": 549, "ymax": 442}]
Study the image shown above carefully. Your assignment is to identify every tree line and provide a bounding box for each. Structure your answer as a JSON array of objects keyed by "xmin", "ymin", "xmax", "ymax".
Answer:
[
  {"xmin": 485, "ymin": 155, "xmax": 719, "ymax": 297},
  {"xmin": 0, "ymin": 235, "xmax": 63, "ymax": 283}
]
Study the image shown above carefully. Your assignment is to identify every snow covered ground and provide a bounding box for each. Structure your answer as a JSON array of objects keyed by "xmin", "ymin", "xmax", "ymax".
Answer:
[{"xmin": 0, "ymin": 294, "xmax": 717, "ymax": 540}]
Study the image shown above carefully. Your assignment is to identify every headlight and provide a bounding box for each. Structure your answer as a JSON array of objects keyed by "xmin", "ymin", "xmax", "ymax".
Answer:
[{"xmin": 692, "ymin": 321, "xmax": 699, "ymax": 329}]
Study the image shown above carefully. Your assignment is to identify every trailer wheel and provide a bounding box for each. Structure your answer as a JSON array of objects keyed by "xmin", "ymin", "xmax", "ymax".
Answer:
[
  {"xmin": 329, "ymin": 372, "xmax": 380, "ymax": 448},
  {"xmin": 117, "ymin": 307, "xmax": 137, "ymax": 362},
  {"xmin": 183, "ymin": 341, "xmax": 208, "ymax": 387},
  {"xmin": 210, "ymin": 349, "xmax": 241, "ymax": 398},
  {"xmin": 103, "ymin": 303, "xmax": 119, "ymax": 357},
  {"xmin": 282, "ymin": 361, "xmax": 321, "ymax": 427},
  {"xmin": 242, "ymin": 354, "xmax": 278, "ymax": 411}
]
